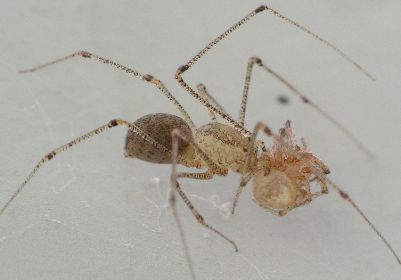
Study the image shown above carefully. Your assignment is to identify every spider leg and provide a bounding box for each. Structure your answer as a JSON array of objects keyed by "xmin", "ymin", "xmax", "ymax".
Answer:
[
  {"xmin": 176, "ymin": 5, "xmax": 374, "ymax": 135},
  {"xmin": 327, "ymin": 178, "xmax": 401, "ymax": 265},
  {"xmin": 19, "ymin": 51, "xmax": 196, "ymax": 132},
  {"xmin": 231, "ymin": 121, "xmax": 273, "ymax": 214},
  {"xmin": 0, "ymin": 119, "xmax": 168, "ymax": 216},
  {"xmin": 239, "ymin": 56, "xmax": 373, "ymax": 157},
  {"xmin": 308, "ymin": 176, "xmax": 327, "ymax": 198},
  {"xmin": 197, "ymin": 83, "xmax": 216, "ymax": 122},
  {"xmin": 170, "ymin": 129, "xmax": 237, "ymax": 252},
  {"xmin": 196, "ymin": 83, "xmax": 232, "ymax": 122},
  {"xmin": 169, "ymin": 127, "xmax": 231, "ymax": 278}
]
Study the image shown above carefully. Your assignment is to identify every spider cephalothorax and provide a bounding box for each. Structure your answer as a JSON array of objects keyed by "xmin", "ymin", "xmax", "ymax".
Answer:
[{"xmin": 253, "ymin": 121, "xmax": 330, "ymax": 215}]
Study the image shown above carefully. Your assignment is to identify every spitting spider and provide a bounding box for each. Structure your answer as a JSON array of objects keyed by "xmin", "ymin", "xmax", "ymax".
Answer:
[{"xmin": 1, "ymin": 4, "xmax": 400, "ymax": 280}]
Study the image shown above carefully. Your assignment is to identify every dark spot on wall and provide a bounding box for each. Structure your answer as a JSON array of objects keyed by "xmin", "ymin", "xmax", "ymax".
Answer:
[{"xmin": 277, "ymin": 95, "xmax": 289, "ymax": 104}]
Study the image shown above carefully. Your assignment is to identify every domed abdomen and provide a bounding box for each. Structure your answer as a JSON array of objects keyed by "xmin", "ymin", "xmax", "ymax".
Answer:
[{"xmin": 124, "ymin": 113, "xmax": 193, "ymax": 164}]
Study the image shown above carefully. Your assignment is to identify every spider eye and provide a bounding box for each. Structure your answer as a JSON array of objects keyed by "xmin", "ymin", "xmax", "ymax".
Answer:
[{"xmin": 252, "ymin": 170, "xmax": 298, "ymax": 210}]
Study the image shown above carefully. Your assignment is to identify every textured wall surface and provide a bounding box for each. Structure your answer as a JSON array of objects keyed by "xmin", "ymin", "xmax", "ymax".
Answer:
[{"xmin": 1, "ymin": 1, "xmax": 400, "ymax": 279}]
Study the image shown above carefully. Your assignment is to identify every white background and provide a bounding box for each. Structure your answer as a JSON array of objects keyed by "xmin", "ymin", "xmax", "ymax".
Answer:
[{"xmin": 1, "ymin": 1, "xmax": 400, "ymax": 279}]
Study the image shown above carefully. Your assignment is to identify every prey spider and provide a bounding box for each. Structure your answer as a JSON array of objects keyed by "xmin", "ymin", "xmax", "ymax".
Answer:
[{"xmin": 1, "ymin": 4, "xmax": 400, "ymax": 280}]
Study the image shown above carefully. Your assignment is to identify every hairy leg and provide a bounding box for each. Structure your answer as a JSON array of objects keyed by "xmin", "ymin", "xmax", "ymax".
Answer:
[
  {"xmin": 176, "ymin": 5, "xmax": 374, "ymax": 135},
  {"xmin": 238, "ymin": 56, "xmax": 372, "ymax": 157},
  {"xmin": 170, "ymin": 129, "xmax": 237, "ymax": 252},
  {"xmin": 196, "ymin": 83, "xmax": 232, "ymax": 122},
  {"xmin": 20, "ymin": 51, "xmax": 197, "ymax": 132},
  {"xmin": 0, "ymin": 118, "xmax": 168, "ymax": 216}
]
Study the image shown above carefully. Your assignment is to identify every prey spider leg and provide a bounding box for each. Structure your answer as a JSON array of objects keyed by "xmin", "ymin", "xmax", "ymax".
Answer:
[
  {"xmin": 176, "ymin": 5, "xmax": 375, "ymax": 155},
  {"xmin": 328, "ymin": 179, "xmax": 401, "ymax": 265},
  {"xmin": 232, "ymin": 121, "xmax": 273, "ymax": 215}
]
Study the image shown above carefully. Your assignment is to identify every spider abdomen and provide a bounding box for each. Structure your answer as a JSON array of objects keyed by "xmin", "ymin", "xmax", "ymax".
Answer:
[{"xmin": 124, "ymin": 113, "xmax": 194, "ymax": 164}]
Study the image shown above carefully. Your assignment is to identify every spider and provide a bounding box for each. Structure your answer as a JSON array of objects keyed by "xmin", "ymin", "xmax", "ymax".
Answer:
[{"xmin": 1, "ymin": 4, "xmax": 400, "ymax": 280}]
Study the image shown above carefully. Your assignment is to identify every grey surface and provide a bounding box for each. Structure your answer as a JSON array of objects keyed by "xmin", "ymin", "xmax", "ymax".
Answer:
[{"xmin": 1, "ymin": 1, "xmax": 401, "ymax": 279}]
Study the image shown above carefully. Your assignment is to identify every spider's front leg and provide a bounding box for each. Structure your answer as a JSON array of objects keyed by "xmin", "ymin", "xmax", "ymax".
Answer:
[
  {"xmin": 0, "ymin": 118, "xmax": 163, "ymax": 216},
  {"xmin": 19, "ymin": 50, "xmax": 197, "ymax": 133}
]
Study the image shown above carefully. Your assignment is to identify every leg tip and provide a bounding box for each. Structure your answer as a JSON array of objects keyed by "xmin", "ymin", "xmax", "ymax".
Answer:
[{"xmin": 18, "ymin": 69, "xmax": 32, "ymax": 74}]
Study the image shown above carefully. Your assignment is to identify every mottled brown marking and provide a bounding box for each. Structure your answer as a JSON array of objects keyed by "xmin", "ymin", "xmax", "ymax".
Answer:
[
  {"xmin": 143, "ymin": 74, "xmax": 153, "ymax": 81},
  {"xmin": 253, "ymin": 57, "xmax": 262, "ymax": 65},
  {"xmin": 80, "ymin": 51, "xmax": 91, "ymax": 58},
  {"xmin": 46, "ymin": 152, "xmax": 55, "ymax": 160},
  {"xmin": 263, "ymin": 127, "xmax": 272, "ymax": 136},
  {"xmin": 302, "ymin": 96, "xmax": 310, "ymax": 103},
  {"xmin": 177, "ymin": 64, "xmax": 189, "ymax": 74},
  {"xmin": 109, "ymin": 119, "xmax": 118, "ymax": 127},
  {"xmin": 255, "ymin": 5, "xmax": 266, "ymax": 13},
  {"xmin": 339, "ymin": 190, "xmax": 349, "ymax": 199}
]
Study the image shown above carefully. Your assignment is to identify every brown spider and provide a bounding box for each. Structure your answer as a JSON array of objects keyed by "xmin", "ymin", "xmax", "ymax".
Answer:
[{"xmin": 1, "ymin": 5, "xmax": 400, "ymax": 280}]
